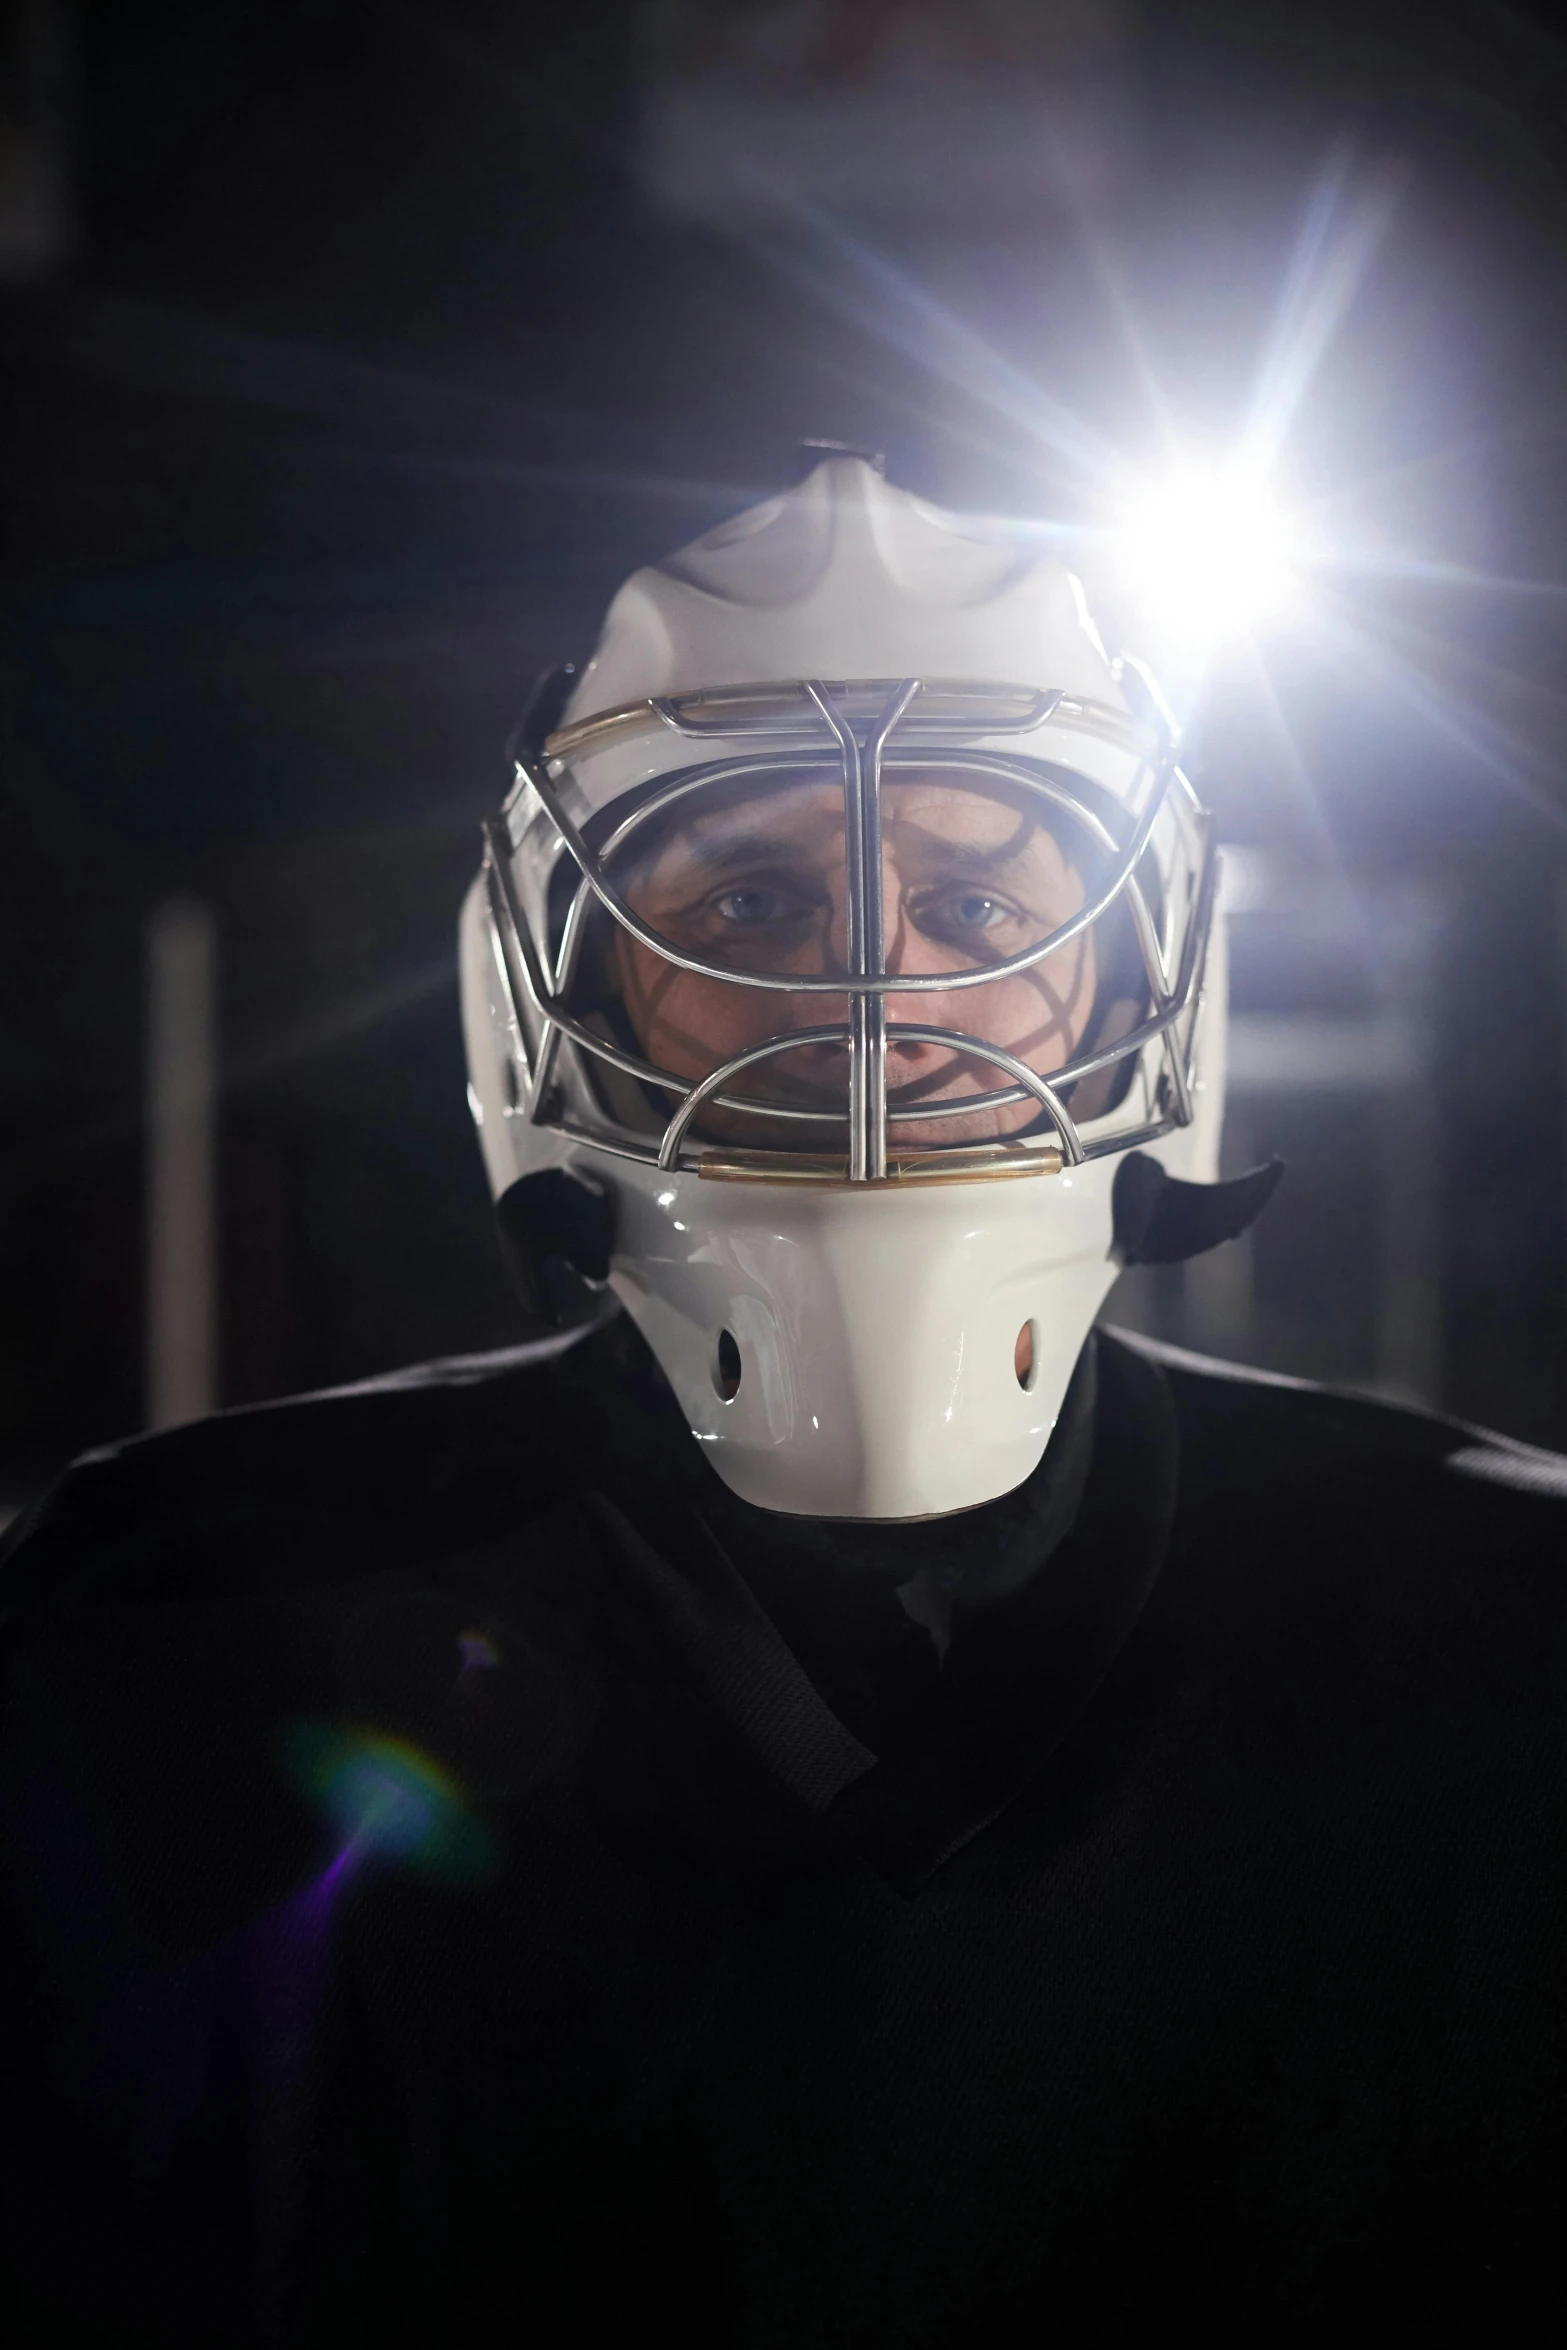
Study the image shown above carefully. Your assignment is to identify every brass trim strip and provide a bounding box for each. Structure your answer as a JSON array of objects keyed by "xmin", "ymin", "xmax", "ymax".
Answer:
[
  {"xmin": 542, "ymin": 681, "xmax": 1153, "ymax": 767},
  {"xmin": 695, "ymin": 1146, "xmax": 1061, "ymax": 1187}
]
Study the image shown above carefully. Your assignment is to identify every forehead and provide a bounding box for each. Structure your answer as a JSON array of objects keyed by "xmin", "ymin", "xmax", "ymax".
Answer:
[{"xmin": 621, "ymin": 766, "xmax": 1077, "ymax": 871}]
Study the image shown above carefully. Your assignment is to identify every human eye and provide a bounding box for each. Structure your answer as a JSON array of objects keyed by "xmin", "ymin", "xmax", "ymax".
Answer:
[
  {"xmin": 711, "ymin": 884, "xmax": 794, "ymax": 928},
  {"xmin": 681, "ymin": 872, "xmax": 824, "ymax": 962},
  {"xmin": 912, "ymin": 887, "xmax": 1022, "ymax": 949},
  {"xmin": 947, "ymin": 892, "xmax": 1008, "ymax": 931}
]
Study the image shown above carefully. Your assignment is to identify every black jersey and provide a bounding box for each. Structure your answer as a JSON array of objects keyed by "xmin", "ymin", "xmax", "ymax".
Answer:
[{"xmin": 2, "ymin": 1319, "xmax": 1566, "ymax": 2345}]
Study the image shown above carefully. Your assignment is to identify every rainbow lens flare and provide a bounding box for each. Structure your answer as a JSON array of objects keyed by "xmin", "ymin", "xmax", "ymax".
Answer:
[{"xmin": 283, "ymin": 1723, "xmax": 496, "ymax": 1884}]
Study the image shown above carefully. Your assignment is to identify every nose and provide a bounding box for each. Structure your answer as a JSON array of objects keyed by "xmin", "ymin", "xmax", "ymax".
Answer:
[
  {"xmin": 883, "ymin": 868, "xmax": 986, "ymax": 1070},
  {"xmin": 807, "ymin": 861, "xmax": 948, "ymax": 982},
  {"xmin": 778, "ymin": 870, "xmax": 964, "ymax": 1068}
]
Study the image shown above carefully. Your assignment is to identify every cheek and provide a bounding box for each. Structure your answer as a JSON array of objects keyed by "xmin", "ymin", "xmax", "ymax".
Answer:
[
  {"xmin": 617, "ymin": 943, "xmax": 775, "ymax": 1069},
  {"xmin": 1039, "ymin": 927, "xmax": 1096, "ymax": 1016},
  {"xmin": 950, "ymin": 933, "xmax": 1098, "ymax": 1051}
]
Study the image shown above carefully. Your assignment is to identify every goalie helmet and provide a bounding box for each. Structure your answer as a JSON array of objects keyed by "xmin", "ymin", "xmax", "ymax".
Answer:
[{"xmin": 460, "ymin": 455, "xmax": 1273, "ymax": 1519}]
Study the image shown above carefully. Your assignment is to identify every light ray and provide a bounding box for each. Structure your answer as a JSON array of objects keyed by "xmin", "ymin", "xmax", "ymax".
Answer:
[
  {"xmin": 1070, "ymin": 221, "xmax": 1181, "ymax": 467},
  {"xmin": 1335, "ymin": 586, "xmax": 1567, "ymax": 721},
  {"xmin": 1306, "ymin": 602, "xmax": 1567, "ymax": 830},
  {"xmin": 394, "ymin": 0, "xmax": 1121, "ymax": 491},
  {"xmin": 1230, "ymin": 637, "xmax": 1361, "ymax": 892},
  {"xmin": 1302, "ymin": 423, "xmax": 1503, "ymax": 525},
  {"xmin": 53, "ymin": 290, "xmax": 754, "ymax": 518},
  {"xmin": 1240, "ymin": 152, "xmax": 1406, "ymax": 480},
  {"xmin": 1304, "ymin": 548, "xmax": 1567, "ymax": 601},
  {"xmin": 732, "ymin": 199, "xmax": 1126, "ymax": 490},
  {"xmin": 224, "ymin": 956, "xmax": 459, "ymax": 1093},
  {"xmin": 1089, "ymin": 155, "xmax": 1409, "ymax": 679}
]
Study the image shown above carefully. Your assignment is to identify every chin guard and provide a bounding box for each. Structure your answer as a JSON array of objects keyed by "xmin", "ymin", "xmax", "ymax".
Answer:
[
  {"xmin": 495, "ymin": 1169, "xmax": 616, "ymax": 1329},
  {"xmin": 1112, "ymin": 1150, "xmax": 1283, "ymax": 1267},
  {"xmin": 460, "ymin": 456, "xmax": 1243, "ymax": 1516}
]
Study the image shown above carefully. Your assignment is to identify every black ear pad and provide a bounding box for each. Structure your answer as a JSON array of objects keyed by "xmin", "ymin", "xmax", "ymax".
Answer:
[
  {"xmin": 494, "ymin": 1169, "xmax": 617, "ymax": 1329},
  {"xmin": 507, "ymin": 660, "xmax": 582, "ymax": 766},
  {"xmin": 1112, "ymin": 1150, "xmax": 1284, "ymax": 1267}
]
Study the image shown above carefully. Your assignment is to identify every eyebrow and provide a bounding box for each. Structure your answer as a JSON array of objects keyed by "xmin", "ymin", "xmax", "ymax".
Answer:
[
  {"xmin": 628, "ymin": 822, "xmax": 1073, "ymax": 888},
  {"xmin": 638, "ymin": 832, "xmax": 834, "ymax": 881},
  {"xmin": 895, "ymin": 836, "xmax": 1060, "ymax": 883}
]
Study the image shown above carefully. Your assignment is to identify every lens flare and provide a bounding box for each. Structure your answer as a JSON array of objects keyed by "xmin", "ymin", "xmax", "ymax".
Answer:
[
  {"xmin": 283, "ymin": 1723, "xmax": 495, "ymax": 1883},
  {"xmin": 1119, "ymin": 463, "xmax": 1299, "ymax": 657}
]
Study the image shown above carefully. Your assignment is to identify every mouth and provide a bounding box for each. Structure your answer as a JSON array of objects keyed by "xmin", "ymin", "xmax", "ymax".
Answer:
[{"xmin": 690, "ymin": 1039, "xmax": 1049, "ymax": 1149}]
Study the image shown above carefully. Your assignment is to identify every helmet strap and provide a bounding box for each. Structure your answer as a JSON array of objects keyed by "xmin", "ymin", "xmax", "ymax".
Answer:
[
  {"xmin": 1112, "ymin": 1150, "xmax": 1283, "ymax": 1268},
  {"xmin": 495, "ymin": 1168, "xmax": 616, "ymax": 1330}
]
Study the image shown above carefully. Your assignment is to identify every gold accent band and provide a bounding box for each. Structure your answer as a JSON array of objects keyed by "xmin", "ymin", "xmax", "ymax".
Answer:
[
  {"xmin": 695, "ymin": 1146, "xmax": 1061, "ymax": 1187},
  {"xmin": 542, "ymin": 681, "xmax": 1151, "ymax": 767}
]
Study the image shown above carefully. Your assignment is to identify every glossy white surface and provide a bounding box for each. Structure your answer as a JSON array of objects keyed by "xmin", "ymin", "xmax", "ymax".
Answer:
[
  {"xmin": 561, "ymin": 456, "xmax": 1123, "ymax": 725},
  {"xmin": 612, "ymin": 1162, "xmax": 1116, "ymax": 1517},
  {"xmin": 458, "ymin": 456, "xmax": 1228, "ymax": 1517}
]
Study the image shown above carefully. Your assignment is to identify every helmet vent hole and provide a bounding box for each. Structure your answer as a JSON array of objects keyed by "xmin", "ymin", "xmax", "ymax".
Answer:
[
  {"xmin": 500, "ymin": 1054, "xmax": 521, "ymax": 1112},
  {"xmin": 1015, "ymin": 1320, "xmax": 1039, "ymax": 1393},
  {"xmin": 712, "ymin": 1328, "xmax": 742, "ymax": 1403}
]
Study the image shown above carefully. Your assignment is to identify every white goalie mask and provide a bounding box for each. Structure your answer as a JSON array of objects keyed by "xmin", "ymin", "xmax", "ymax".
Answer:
[{"xmin": 460, "ymin": 456, "xmax": 1256, "ymax": 1520}]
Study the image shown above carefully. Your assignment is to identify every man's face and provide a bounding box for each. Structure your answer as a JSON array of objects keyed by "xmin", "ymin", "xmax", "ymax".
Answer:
[{"xmin": 608, "ymin": 769, "xmax": 1099, "ymax": 1149}]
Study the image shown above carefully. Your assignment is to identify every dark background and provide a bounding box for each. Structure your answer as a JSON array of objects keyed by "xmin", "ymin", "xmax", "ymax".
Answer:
[{"xmin": 5, "ymin": 0, "xmax": 1567, "ymax": 1505}]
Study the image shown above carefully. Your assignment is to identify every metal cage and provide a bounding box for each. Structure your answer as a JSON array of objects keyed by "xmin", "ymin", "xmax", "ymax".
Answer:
[{"xmin": 480, "ymin": 675, "xmax": 1216, "ymax": 1185}]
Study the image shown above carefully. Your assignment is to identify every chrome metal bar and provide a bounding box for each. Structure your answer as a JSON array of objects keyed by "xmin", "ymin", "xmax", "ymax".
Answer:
[
  {"xmin": 885, "ymin": 1028, "xmax": 1085, "ymax": 1164},
  {"xmin": 485, "ymin": 835, "xmax": 854, "ymax": 1128},
  {"xmin": 580, "ymin": 749, "xmax": 841, "ymax": 854},
  {"xmin": 650, "ymin": 687, "xmax": 838, "ymax": 742},
  {"xmin": 1023, "ymin": 826, "xmax": 1217, "ymax": 1096},
  {"xmin": 852, "ymin": 694, "xmax": 878, "ymax": 1184},
  {"xmin": 488, "ymin": 674, "xmax": 1215, "ymax": 1182},
  {"xmin": 480, "ymin": 830, "xmax": 536, "ymax": 1093},
  {"xmin": 485, "ymin": 820, "xmax": 719, "ymax": 1111},
  {"xmin": 657, "ymin": 1024, "xmax": 851, "ymax": 1170},
  {"xmin": 551, "ymin": 681, "xmax": 1107, "ymax": 764},
  {"xmin": 803, "ymin": 682, "xmax": 869, "ymax": 1178},
  {"xmin": 806, "ymin": 677, "xmax": 920, "ymax": 1180},
  {"xmin": 887, "ymin": 1085, "xmax": 1027, "ymax": 1121},
  {"xmin": 1158, "ymin": 831, "xmax": 1211, "ymax": 1128},
  {"xmin": 647, "ymin": 680, "xmax": 1063, "ymax": 741},
  {"xmin": 860, "ymin": 682, "xmax": 920, "ymax": 1181},
  {"xmin": 517, "ymin": 738, "xmax": 1148, "ymax": 997},
  {"xmin": 1162, "ymin": 1023, "xmax": 1195, "ymax": 1126},
  {"xmin": 1080, "ymin": 1116, "xmax": 1177, "ymax": 1164},
  {"xmin": 489, "ymin": 830, "xmax": 1212, "ymax": 1147},
  {"xmin": 483, "ymin": 820, "xmax": 554, "ymax": 1011},
  {"xmin": 551, "ymin": 1118, "xmax": 664, "ymax": 1168},
  {"xmin": 849, "ymin": 995, "xmax": 875, "ymax": 1176},
  {"xmin": 1170, "ymin": 812, "xmax": 1221, "ymax": 1119},
  {"xmin": 526, "ymin": 1019, "xmax": 562, "ymax": 1125},
  {"xmin": 654, "ymin": 1020, "xmax": 1085, "ymax": 1172},
  {"xmin": 504, "ymin": 936, "xmax": 1197, "ymax": 1143},
  {"xmin": 1125, "ymin": 867, "xmax": 1173, "ymax": 1004}
]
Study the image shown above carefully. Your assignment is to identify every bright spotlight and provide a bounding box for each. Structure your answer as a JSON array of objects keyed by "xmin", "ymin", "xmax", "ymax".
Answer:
[{"xmin": 1118, "ymin": 463, "xmax": 1299, "ymax": 658}]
